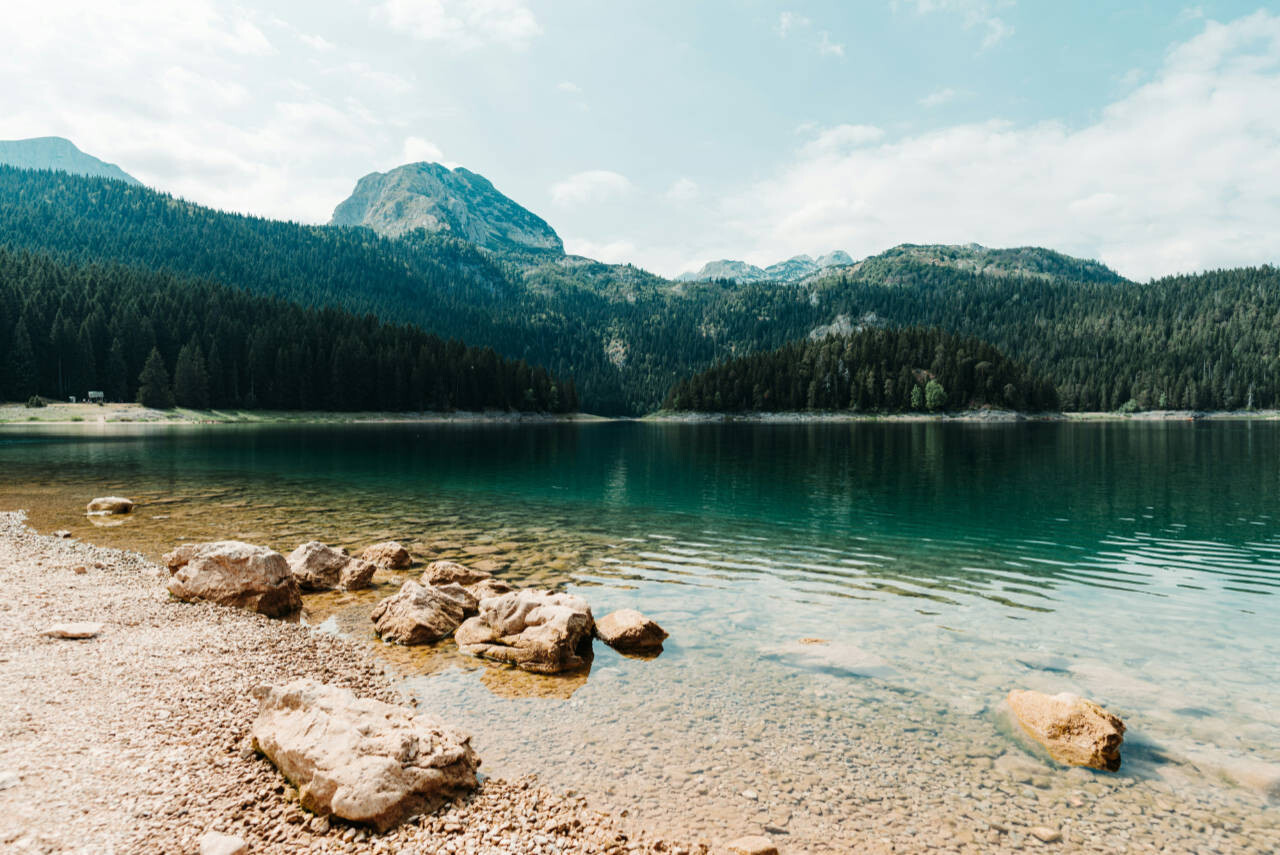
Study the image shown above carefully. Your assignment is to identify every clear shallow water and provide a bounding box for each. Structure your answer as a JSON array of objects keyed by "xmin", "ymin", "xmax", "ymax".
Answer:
[{"xmin": 2, "ymin": 420, "xmax": 1279, "ymax": 851}]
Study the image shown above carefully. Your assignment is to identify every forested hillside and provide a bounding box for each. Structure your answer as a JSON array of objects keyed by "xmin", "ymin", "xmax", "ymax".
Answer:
[
  {"xmin": 2, "ymin": 166, "xmax": 1279, "ymax": 414},
  {"xmin": 0, "ymin": 248, "xmax": 575, "ymax": 413},
  {"xmin": 664, "ymin": 328, "xmax": 1057, "ymax": 413}
]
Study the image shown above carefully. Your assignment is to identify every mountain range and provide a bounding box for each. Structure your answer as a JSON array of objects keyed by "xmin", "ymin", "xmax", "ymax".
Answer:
[
  {"xmin": 676, "ymin": 251, "xmax": 854, "ymax": 284},
  {"xmin": 0, "ymin": 137, "xmax": 139, "ymax": 185},
  {"xmin": 1, "ymin": 138, "xmax": 1277, "ymax": 416}
]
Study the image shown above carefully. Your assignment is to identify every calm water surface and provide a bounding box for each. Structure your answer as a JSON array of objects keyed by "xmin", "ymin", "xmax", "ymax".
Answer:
[{"xmin": 2, "ymin": 420, "xmax": 1278, "ymax": 850}]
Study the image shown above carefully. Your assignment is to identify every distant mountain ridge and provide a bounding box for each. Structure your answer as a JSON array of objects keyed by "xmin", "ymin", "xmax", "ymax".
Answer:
[
  {"xmin": 0, "ymin": 137, "xmax": 139, "ymax": 185},
  {"xmin": 677, "ymin": 250, "xmax": 853, "ymax": 283},
  {"xmin": 330, "ymin": 162, "xmax": 563, "ymax": 253}
]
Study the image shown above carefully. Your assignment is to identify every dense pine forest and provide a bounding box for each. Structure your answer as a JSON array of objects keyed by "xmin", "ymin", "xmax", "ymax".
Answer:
[
  {"xmin": 3, "ymin": 167, "xmax": 1280, "ymax": 414},
  {"xmin": 663, "ymin": 328, "xmax": 1057, "ymax": 413},
  {"xmin": 0, "ymin": 248, "xmax": 576, "ymax": 413}
]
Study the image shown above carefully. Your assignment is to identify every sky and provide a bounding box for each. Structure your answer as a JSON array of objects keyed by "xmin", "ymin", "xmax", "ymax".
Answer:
[{"xmin": 2, "ymin": 0, "xmax": 1278, "ymax": 280}]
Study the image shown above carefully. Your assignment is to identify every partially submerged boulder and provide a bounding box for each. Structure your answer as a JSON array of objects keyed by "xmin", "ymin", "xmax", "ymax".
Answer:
[
  {"xmin": 596, "ymin": 609, "xmax": 667, "ymax": 653},
  {"xmin": 370, "ymin": 580, "xmax": 467, "ymax": 644},
  {"xmin": 164, "ymin": 541, "xmax": 301, "ymax": 617},
  {"xmin": 423, "ymin": 559, "xmax": 491, "ymax": 587},
  {"xmin": 251, "ymin": 680, "xmax": 478, "ymax": 831},
  {"xmin": 287, "ymin": 541, "xmax": 375, "ymax": 591},
  {"xmin": 86, "ymin": 496, "xmax": 133, "ymax": 515},
  {"xmin": 1006, "ymin": 689, "xmax": 1125, "ymax": 771},
  {"xmin": 361, "ymin": 541, "xmax": 412, "ymax": 570},
  {"xmin": 454, "ymin": 589, "xmax": 595, "ymax": 674}
]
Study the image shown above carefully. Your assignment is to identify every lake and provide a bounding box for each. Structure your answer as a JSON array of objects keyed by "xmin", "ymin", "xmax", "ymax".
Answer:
[{"xmin": 2, "ymin": 420, "xmax": 1278, "ymax": 851}]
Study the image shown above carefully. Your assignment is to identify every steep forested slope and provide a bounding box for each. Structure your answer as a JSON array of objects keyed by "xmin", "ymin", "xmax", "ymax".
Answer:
[
  {"xmin": 664, "ymin": 327, "xmax": 1057, "ymax": 413},
  {"xmin": 0, "ymin": 248, "xmax": 574, "ymax": 412}
]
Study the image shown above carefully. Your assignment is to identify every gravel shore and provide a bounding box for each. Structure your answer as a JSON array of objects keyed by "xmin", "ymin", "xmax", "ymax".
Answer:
[{"xmin": 0, "ymin": 512, "xmax": 684, "ymax": 855}]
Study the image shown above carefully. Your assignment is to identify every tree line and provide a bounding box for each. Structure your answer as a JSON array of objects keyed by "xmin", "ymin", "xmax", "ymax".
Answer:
[
  {"xmin": 663, "ymin": 327, "xmax": 1058, "ymax": 413},
  {"xmin": 0, "ymin": 248, "xmax": 577, "ymax": 413}
]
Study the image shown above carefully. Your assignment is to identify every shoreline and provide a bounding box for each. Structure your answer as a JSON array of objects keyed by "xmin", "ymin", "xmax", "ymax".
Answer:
[
  {"xmin": 0, "ymin": 511, "xmax": 683, "ymax": 854},
  {"xmin": 6, "ymin": 401, "xmax": 1280, "ymax": 426}
]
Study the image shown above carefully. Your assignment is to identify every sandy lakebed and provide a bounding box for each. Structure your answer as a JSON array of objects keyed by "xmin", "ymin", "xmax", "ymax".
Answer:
[{"xmin": 0, "ymin": 512, "xmax": 687, "ymax": 855}]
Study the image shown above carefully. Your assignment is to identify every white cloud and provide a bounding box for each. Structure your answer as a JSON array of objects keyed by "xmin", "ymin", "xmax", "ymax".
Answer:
[
  {"xmin": 563, "ymin": 237, "xmax": 638, "ymax": 264},
  {"xmin": 776, "ymin": 11, "xmax": 809, "ymax": 37},
  {"xmin": 894, "ymin": 0, "xmax": 1015, "ymax": 50},
  {"xmin": 919, "ymin": 86, "xmax": 966, "ymax": 107},
  {"xmin": 817, "ymin": 31, "xmax": 845, "ymax": 57},
  {"xmin": 299, "ymin": 32, "xmax": 336, "ymax": 51},
  {"xmin": 557, "ymin": 81, "xmax": 582, "ymax": 94},
  {"xmin": 550, "ymin": 170, "xmax": 633, "ymax": 207},
  {"xmin": 666, "ymin": 177, "xmax": 698, "ymax": 202},
  {"xmin": 401, "ymin": 136, "xmax": 445, "ymax": 164},
  {"xmin": 724, "ymin": 11, "xmax": 1280, "ymax": 281},
  {"xmin": 376, "ymin": 0, "xmax": 540, "ymax": 49}
]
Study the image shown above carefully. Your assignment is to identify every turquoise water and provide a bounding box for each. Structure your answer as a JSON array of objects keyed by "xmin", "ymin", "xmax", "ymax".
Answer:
[{"xmin": 2, "ymin": 420, "xmax": 1278, "ymax": 851}]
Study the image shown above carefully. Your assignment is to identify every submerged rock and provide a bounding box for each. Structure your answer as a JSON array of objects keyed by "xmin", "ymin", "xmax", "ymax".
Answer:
[
  {"xmin": 596, "ymin": 609, "xmax": 667, "ymax": 653},
  {"xmin": 454, "ymin": 589, "xmax": 594, "ymax": 674},
  {"xmin": 86, "ymin": 496, "xmax": 133, "ymax": 515},
  {"xmin": 250, "ymin": 680, "xmax": 478, "ymax": 831},
  {"xmin": 370, "ymin": 580, "xmax": 467, "ymax": 644},
  {"xmin": 1006, "ymin": 689, "xmax": 1125, "ymax": 771},
  {"xmin": 287, "ymin": 541, "xmax": 375, "ymax": 591},
  {"xmin": 164, "ymin": 541, "xmax": 301, "ymax": 617},
  {"xmin": 423, "ymin": 559, "xmax": 491, "ymax": 587},
  {"xmin": 360, "ymin": 541, "xmax": 412, "ymax": 570}
]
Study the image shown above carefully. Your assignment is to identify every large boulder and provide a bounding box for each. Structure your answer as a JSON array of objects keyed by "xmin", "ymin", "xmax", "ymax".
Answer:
[
  {"xmin": 86, "ymin": 496, "xmax": 133, "ymax": 515},
  {"xmin": 454, "ymin": 589, "xmax": 595, "ymax": 674},
  {"xmin": 361, "ymin": 541, "xmax": 412, "ymax": 570},
  {"xmin": 370, "ymin": 580, "xmax": 467, "ymax": 644},
  {"xmin": 287, "ymin": 541, "xmax": 375, "ymax": 591},
  {"xmin": 164, "ymin": 541, "xmax": 301, "ymax": 617},
  {"xmin": 251, "ymin": 680, "xmax": 478, "ymax": 831},
  {"xmin": 596, "ymin": 609, "xmax": 667, "ymax": 653},
  {"xmin": 423, "ymin": 560, "xmax": 491, "ymax": 587},
  {"xmin": 466, "ymin": 577, "xmax": 515, "ymax": 601},
  {"xmin": 1006, "ymin": 690, "xmax": 1126, "ymax": 771}
]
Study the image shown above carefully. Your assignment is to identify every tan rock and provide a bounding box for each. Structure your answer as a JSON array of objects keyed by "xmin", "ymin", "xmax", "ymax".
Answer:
[
  {"xmin": 360, "ymin": 541, "xmax": 411, "ymax": 569},
  {"xmin": 287, "ymin": 541, "xmax": 374, "ymax": 591},
  {"xmin": 466, "ymin": 578, "xmax": 515, "ymax": 601},
  {"xmin": 726, "ymin": 836, "xmax": 779, "ymax": 855},
  {"xmin": 371, "ymin": 581, "xmax": 467, "ymax": 644},
  {"xmin": 164, "ymin": 541, "xmax": 301, "ymax": 617},
  {"xmin": 423, "ymin": 560, "xmax": 491, "ymax": 587},
  {"xmin": 199, "ymin": 830, "xmax": 248, "ymax": 855},
  {"xmin": 250, "ymin": 680, "xmax": 478, "ymax": 831},
  {"xmin": 596, "ymin": 608, "xmax": 668, "ymax": 653},
  {"xmin": 463, "ymin": 544, "xmax": 501, "ymax": 556},
  {"xmin": 41, "ymin": 622, "xmax": 103, "ymax": 639},
  {"xmin": 436, "ymin": 581, "xmax": 479, "ymax": 616},
  {"xmin": 454, "ymin": 589, "xmax": 594, "ymax": 674},
  {"xmin": 86, "ymin": 496, "xmax": 133, "ymax": 515},
  {"xmin": 1030, "ymin": 826, "xmax": 1063, "ymax": 843},
  {"xmin": 1007, "ymin": 690, "xmax": 1125, "ymax": 771}
]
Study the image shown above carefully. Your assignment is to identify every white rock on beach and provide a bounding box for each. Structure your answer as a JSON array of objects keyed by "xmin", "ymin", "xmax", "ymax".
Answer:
[
  {"xmin": 250, "ymin": 680, "xmax": 479, "ymax": 831},
  {"xmin": 287, "ymin": 541, "xmax": 375, "ymax": 591},
  {"xmin": 454, "ymin": 589, "xmax": 595, "ymax": 674},
  {"xmin": 1006, "ymin": 689, "xmax": 1126, "ymax": 771},
  {"xmin": 596, "ymin": 608, "xmax": 668, "ymax": 653},
  {"xmin": 85, "ymin": 496, "xmax": 133, "ymax": 515},
  {"xmin": 423, "ymin": 559, "xmax": 491, "ymax": 587},
  {"xmin": 164, "ymin": 541, "xmax": 302, "ymax": 617},
  {"xmin": 370, "ymin": 580, "xmax": 468, "ymax": 644},
  {"xmin": 725, "ymin": 836, "xmax": 779, "ymax": 855},
  {"xmin": 199, "ymin": 830, "xmax": 248, "ymax": 855},
  {"xmin": 41, "ymin": 622, "xmax": 104, "ymax": 639}
]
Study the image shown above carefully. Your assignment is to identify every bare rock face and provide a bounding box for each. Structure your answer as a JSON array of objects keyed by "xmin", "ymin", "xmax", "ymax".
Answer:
[
  {"xmin": 596, "ymin": 609, "xmax": 667, "ymax": 653},
  {"xmin": 287, "ymin": 541, "xmax": 375, "ymax": 591},
  {"xmin": 1006, "ymin": 690, "xmax": 1126, "ymax": 771},
  {"xmin": 250, "ymin": 680, "xmax": 479, "ymax": 831},
  {"xmin": 164, "ymin": 541, "xmax": 301, "ymax": 617},
  {"xmin": 423, "ymin": 560, "xmax": 491, "ymax": 587},
  {"xmin": 86, "ymin": 496, "xmax": 133, "ymax": 515},
  {"xmin": 454, "ymin": 589, "xmax": 595, "ymax": 674},
  {"xmin": 360, "ymin": 541, "xmax": 412, "ymax": 570},
  {"xmin": 370, "ymin": 581, "xmax": 467, "ymax": 644}
]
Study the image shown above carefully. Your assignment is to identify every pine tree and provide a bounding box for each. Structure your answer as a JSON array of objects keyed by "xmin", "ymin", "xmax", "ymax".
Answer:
[
  {"xmin": 105, "ymin": 338, "xmax": 128, "ymax": 402},
  {"xmin": 173, "ymin": 339, "xmax": 210, "ymax": 409},
  {"xmin": 136, "ymin": 347, "xmax": 174, "ymax": 409},
  {"xmin": 6, "ymin": 319, "xmax": 38, "ymax": 400}
]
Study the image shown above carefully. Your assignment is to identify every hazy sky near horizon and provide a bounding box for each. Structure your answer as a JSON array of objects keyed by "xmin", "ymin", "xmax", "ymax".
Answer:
[{"xmin": 2, "ymin": 1, "xmax": 1278, "ymax": 279}]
